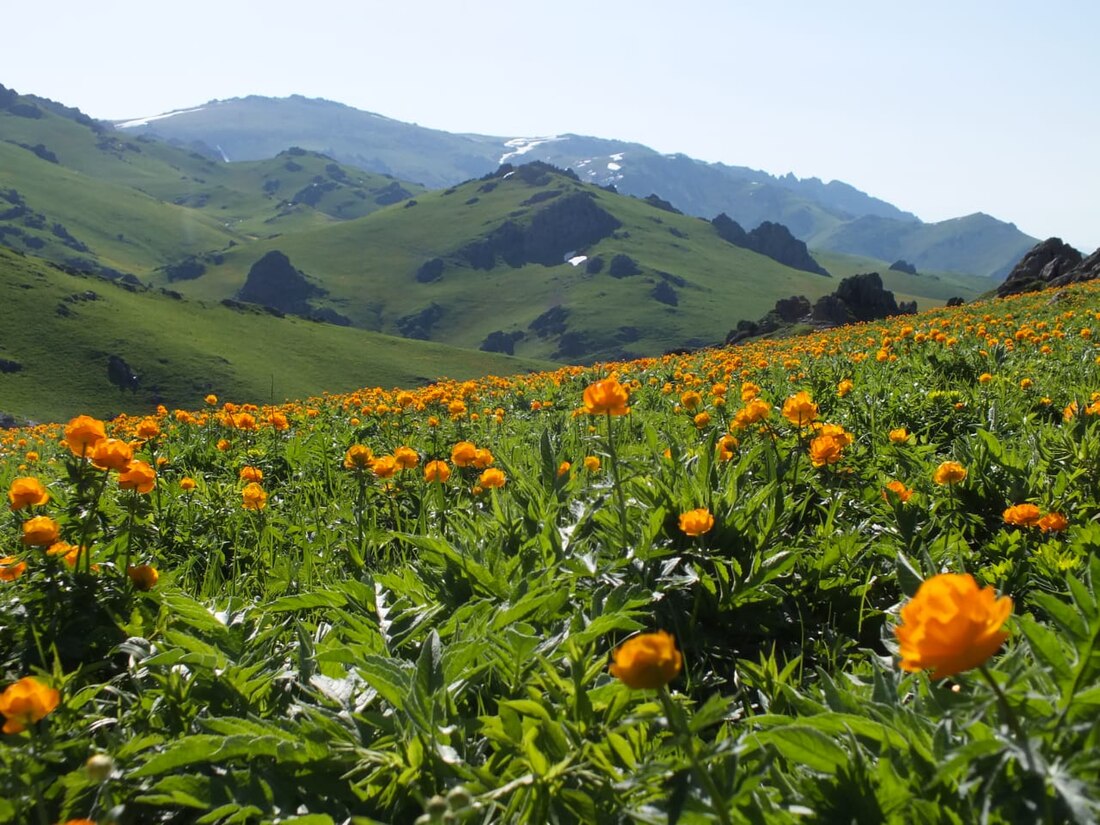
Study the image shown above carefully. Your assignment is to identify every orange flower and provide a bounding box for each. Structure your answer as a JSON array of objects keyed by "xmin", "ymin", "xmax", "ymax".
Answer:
[
  {"xmin": 216, "ymin": 439, "xmax": 231, "ymax": 451},
  {"xmin": 0, "ymin": 556, "xmax": 27, "ymax": 582},
  {"xmin": 809, "ymin": 434, "xmax": 845, "ymax": 468},
  {"xmin": 118, "ymin": 461, "xmax": 156, "ymax": 494},
  {"xmin": 1038, "ymin": 512, "xmax": 1068, "ymax": 532},
  {"xmin": 583, "ymin": 378, "xmax": 630, "ymax": 416},
  {"xmin": 693, "ymin": 412, "xmax": 711, "ymax": 429},
  {"xmin": 609, "ymin": 631, "xmax": 682, "ymax": 689},
  {"xmin": 394, "ymin": 446, "xmax": 420, "ymax": 469},
  {"xmin": 882, "ymin": 480, "xmax": 913, "ymax": 503},
  {"xmin": 731, "ymin": 398, "xmax": 771, "ymax": 430},
  {"xmin": 557, "ymin": 461, "xmax": 572, "ymax": 477},
  {"xmin": 1002, "ymin": 503, "xmax": 1042, "ymax": 527},
  {"xmin": 180, "ymin": 477, "xmax": 197, "ymax": 492},
  {"xmin": 583, "ymin": 455, "xmax": 601, "ymax": 472},
  {"xmin": 473, "ymin": 448, "xmax": 495, "ymax": 469},
  {"xmin": 127, "ymin": 564, "xmax": 159, "ymax": 591},
  {"xmin": 837, "ymin": 379, "xmax": 854, "ymax": 397},
  {"xmin": 423, "ymin": 460, "xmax": 451, "ymax": 483},
  {"xmin": 680, "ymin": 390, "xmax": 703, "ymax": 410},
  {"xmin": 239, "ymin": 465, "xmax": 264, "ymax": 483},
  {"xmin": 371, "ymin": 456, "xmax": 398, "ymax": 479},
  {"xmin": 781, "ymin": 391, "xmax": 818, "ymax": 427},
  {"xmin": 204, "ymin": 394, "xmax": 219, "ymax": 406},
  {"xmin": 344, "ymin": 445, "xmax": 373, "ymax": 470},
  {"xmin": 451, "ymin": 441, "xmax": 478, "ymax": 467},
  {"xmin": 21, "ymin": 516, "xmax": 60, "ymax": 547},
  {"xmin": 136, "ymin": 417, "xmax": 160, "ymax": 439},
  {"xmin": 932, "ymin": 461, "xmax": 967, "ymax": 485},
  {"xmin": 978, "ymin": 372, "xmax": 993, "ymax": 384},
  {"xmin": 241, "ymin": 482, "xmax": 267, "ymax": 510},
  {"xmin": 8, "ymin": 477, "xmax": 49, "ymax": 510},
  {"xmin": 478, "ymin": 468, "xmax": 506, "ymax": 489},
  {"xmin": 894, "ymin": 573, "xmax": 1012, "ymax": 679},
  {"xmin": 0, "ymin": 676, "xmax": 60, "ymax": 734},
  {"xmin": 717, "ymin": 434, "xmax": 738, "ymax": 461},
  {"xmin": 678, "ymin": 508, "xmax": 715, "ymax": 536},
  {"xmin": 90, "ymin": 438, "xmax": 133, "ymax": 472},
  {"xmin": 888, "ymin": 427, "xmax": 910, "ymax": 445},
  {"xmin": 64, "ymin": 415, "xmax": 106, "ymax": 457}
]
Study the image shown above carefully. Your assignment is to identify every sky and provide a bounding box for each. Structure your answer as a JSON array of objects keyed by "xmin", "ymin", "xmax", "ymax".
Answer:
[{"xmin": 3, "ymin": 0, "xmax": 1097, "ymax": 250}]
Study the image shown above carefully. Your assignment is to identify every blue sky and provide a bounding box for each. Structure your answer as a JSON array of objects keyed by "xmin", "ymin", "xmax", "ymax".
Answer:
[{"xmin": 4, "ymin": 0, "xmax": 1097, "ymax": 250}]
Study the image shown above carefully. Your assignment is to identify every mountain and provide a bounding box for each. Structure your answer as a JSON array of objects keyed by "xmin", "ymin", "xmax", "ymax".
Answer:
[
  {"xmin": 0, "ymin": 246, "xmax": 548, "ymax": 423},
  {"xmin": 0, "ymin": 82, "xmax": 987, "ymax": 370},
  {"xmin": 111, "ymin": 94, "xmax": 1037, "ymax": 277}
]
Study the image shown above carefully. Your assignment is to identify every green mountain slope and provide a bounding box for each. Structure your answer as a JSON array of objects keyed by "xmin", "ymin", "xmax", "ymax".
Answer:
[
  {"xmin": 111, "ymin": 93, "xmax": 1037, "ymax": 278},
  {"xmin": 143, "ymin": 163, "xmax": 851, "ymax": 361},
  {"xmin": 0, "ymin": 247, "xmax": 548, "ymax": 422}
]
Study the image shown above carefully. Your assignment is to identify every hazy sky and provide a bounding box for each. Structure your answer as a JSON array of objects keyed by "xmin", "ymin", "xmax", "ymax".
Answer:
[{"xmin": 4, "ymin": 1, "xmax": 1097, "ymax": 250}]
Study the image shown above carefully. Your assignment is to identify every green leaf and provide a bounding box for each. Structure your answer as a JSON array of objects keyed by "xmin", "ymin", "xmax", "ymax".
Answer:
[
  {"xmin": 751, "ymin": 725, "xmax": 848, "ymax": 773},
  {"xmin": 265, "ymin": 590, "xmax": 348, "ymax": 613}
]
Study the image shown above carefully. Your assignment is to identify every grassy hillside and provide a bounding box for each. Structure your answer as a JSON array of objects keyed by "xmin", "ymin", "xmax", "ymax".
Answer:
[
  {"xmin": 0, "ymin": 247, "xmax": 548, "ymax": 422},
  {"xmin": 147, "ymin": 165, "xmax": 849, "ymax": 361}
]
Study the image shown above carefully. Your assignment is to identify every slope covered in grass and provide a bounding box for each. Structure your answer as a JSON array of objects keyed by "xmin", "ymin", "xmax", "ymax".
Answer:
[{"xmin": 0, "ymin": 247, "xmax": 549, "ymax": 422}]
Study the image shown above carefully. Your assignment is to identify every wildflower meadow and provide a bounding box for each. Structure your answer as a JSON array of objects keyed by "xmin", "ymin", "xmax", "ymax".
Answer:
[{"xmin": 3, "ymin": 281, "xmax": 1100, "ymax": 823}]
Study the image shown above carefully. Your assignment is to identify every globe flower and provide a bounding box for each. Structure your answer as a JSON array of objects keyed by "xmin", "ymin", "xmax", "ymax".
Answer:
[
  {"xmin": 693, "ymin": 412, "xmax": 711, "ymax": 429},
  {"xmin": 22, "ymin": 516, "xmax": 60, "ymax": 547},
  {"xmin": 117, "ymin": 460, "xmax": 156, "ymax": 494},
  {"xmin": 371, "ymin": 456, "xmax": 398, "ymax": 479},
  {"xmin": 8, "ymin": 477, "xmax": 49, "ymax": 510},
  {"xmin": 127, "ymin": 564, "xmax": 159, "ymax": 591},
  {"xmin": 180, "ymin": 477, "xmax": 197, "ymax": 492},
  {"xmin": 241, "ymin": 482, "xmax": 267, "ymax": 510},
  {"xmin": 478, "ymin": 468, "xmax": 506, "ymax": 489},
  {"xmin": 1002, "ymin": 503, "xmax": 1042, "ymax": 527},
  {"xmin": 933, "ymin": 461, "xmax": 967, "ymax": 485},
  {"xmin": 423, "ymin": 460, "xmax": 451, "ymax": 483},
  {"xmin": 204, "ymin": 394, "xmax": 218, "ymax": 406},
  {"xmin": 135, "ymin": 417, "xmax": 160, "ymax": 439},
  {"xmin": 882, "ymin": 480, "xmax": 913, "ymax": 503},
  {"xmin": 809, "ymin": 434, "xmax": 845, "ymax": 468},
  {"xmin": 732, "ymin": 398, "xmax": 771, "ymax": 430},
  {"xmin": 894, "ymin": 573, "xmax": 1012, "ymax": 679},
  {"xmin": 90, "ymin": 438, "xmax": 133, "ymax": 472},
  {"xmin": 583, "ymin": 455, "xmax": 601, "ymax": 472},
  {"xmin": 394, "ymin": 446, "xmax": 420, "ymax": 470},
  {"xmin": 64, "ymin": 415, "xmax": 106, "ymax": 457},
  {"xmin": 344, "ymin": 445, "xmax": 373, "ymax": 470},
  {"xmin": 451, "ymin": 441, "xmax": 478, "ymax": 467},
  {"xmin": 837, "ymin": 379, "xmax": 854, "ymax": 397},
  {"xmin": 239, "ymin": 466, "xmax": 264, "ymax": 483},
  {"xmin": 717, "ymin": 434, "xmax": 738, "ymax": 462},
  {"xmin": 0, "ymin": 556, "xmax": 27, "ymax": 582},
  {"xmin": 781, "ymin": 391, "xmax": 818, "ymax": 427},
  {"xmin": 557, "ymin": 461, "xmax": 571, "ymax": 477},
  {"xmin": 473, "ymin": 448, "xmax": 495, "ymax": 469},
  {"xmin": 583, "ymin": 378, "xmax": 630, "ymax": 416},
  {"xmin": 888, "ymin": 427, "xmax": 910, "ymax": 445},
  {"xmin": 680, "ymin": 390, "xmax": 703, "ymax": 410},
  {"xmin": 1038, "ymin": 512, "xmax": 1068, "ymax": 532},
  {"xmin": 679, "ymin": 508, "xmax": 715, "ymax": 536},
  {"xmin": 609, "ymin": 631, "xmax": 682, "ymax": 689},
  {"xmin": 0, "ymin": 676, "xmax": 61, "ymax": 734}
]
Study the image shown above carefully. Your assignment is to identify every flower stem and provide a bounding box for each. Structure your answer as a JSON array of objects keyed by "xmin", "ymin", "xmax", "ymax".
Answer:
[
  {"xmin": 977, "ymin": 663, "xmax": 1037, "ymax": 774},
  {"xmin": 658, "ymin": 687, "xmax": 733, "ymax": 825},
  {"xmin": 605, "ymin": 413, "xmax": 630, "ymax": 555}
]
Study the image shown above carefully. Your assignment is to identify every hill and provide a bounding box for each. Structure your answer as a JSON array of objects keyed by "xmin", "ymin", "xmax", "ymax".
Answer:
[
  {"xmin": 0, "ymin": 246, "xmax": 549, "ymax": 422},
  {"xmin": 112, "ymin": 93, "xmax": 1037, "ymax": 278}
]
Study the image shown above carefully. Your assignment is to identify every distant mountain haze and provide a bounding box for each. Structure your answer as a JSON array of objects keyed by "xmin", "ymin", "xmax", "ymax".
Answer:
[{"xmin": 112, "ymin": 95, "xmax": 1037, "ymax": 279}]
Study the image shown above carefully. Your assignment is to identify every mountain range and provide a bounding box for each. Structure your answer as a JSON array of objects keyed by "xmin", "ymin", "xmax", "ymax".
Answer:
[{"xmin": 112, "ymin": 94, "xmax": 1037, "ymax": 279}]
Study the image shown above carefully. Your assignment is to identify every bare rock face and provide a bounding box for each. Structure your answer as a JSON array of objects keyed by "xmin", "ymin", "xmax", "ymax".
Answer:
[
  {"xmin": 711, "ymin": 214, "xmax": 830, "ymax": 277},
  {"xmin": 237, "ymin": 251, "xmax": 322, "ymax": 315},
  {"xmin": 997, "ymin": 238, "xmax": 1083, "ymax": 297},
  {"xmin": 1050, "ymin": 247, "xmax": 1100, "ymax": 288}
]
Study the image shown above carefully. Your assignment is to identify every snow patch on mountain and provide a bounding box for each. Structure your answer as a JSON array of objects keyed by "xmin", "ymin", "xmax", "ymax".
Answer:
[
  {"xmin": 115, "ymin": 106, "xmax": 208, "ymax": 129},
  {"xmin": 499, "ymin": 135, "xmax": 565, "ymax": 165}
]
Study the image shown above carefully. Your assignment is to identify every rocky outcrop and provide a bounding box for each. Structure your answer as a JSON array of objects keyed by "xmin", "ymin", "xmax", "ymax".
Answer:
[
  {"xmin": 711, "ymin": 214, "xmax": 830, "ymax": 276},
  {"xmin": 996, "ymin": 238, "xmax": 1083, "ymax": 297},
  {"xmin": 1050, "ymin": 247, "xmax": 1100, "ymax": 289},
  {"xmin": 643, "ymin": 194, "xmax": 682, "ymax": 214},
  {"xmin": 832, "ymin": 271, "xmax": 909, "ymax": 322},
  {"xmin": 237, "ymin": 251, "xmax": 323, "ymax": 315},
  {"xmin": 889, "ymin": 259, "xmax": 918, "ymax": 275}
]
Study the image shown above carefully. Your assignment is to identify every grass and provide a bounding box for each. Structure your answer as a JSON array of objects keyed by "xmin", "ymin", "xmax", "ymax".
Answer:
[
  {"xmin": 0, "ymin": 247, "xmax": 550, "ymax": 422},
  {"xmin": 1, "ymin": 280, "xmax": 1099, "ymax": 822}
]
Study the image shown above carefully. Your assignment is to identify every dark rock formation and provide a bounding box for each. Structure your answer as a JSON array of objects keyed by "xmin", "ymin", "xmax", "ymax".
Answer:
[
  {"xmin": 107, "ymin": 355, "xmax": 140, "ymax": 393},
  {"xmin": 1050, "ymin": 247, "xmax": 1100, "ymax": 289},
  {"xmin": 374, "ymin": 182, "xmax": 413, "ymax": 205},
  {"xmin": 480, "ymin": 330, "xmax": 525, "ymax": 355},
  {"xmin": 0, "ymin": 358, "xmax": 23, "ymax": 374},
  {"xmin": 774, "ymin": 295, "xmax": 812, "ymax": 322},
  {"xmin": 236, "ymin": 251, "xmax": 323, "ymax": 315},
  {"xmin": 651, "ymin": 280, "xmax": 679, "ymax": 306},
  {"xmin": 831, "ymin": 271, "xmax": 909, "ymax": 322},
  {"xmin": 163, "ymin": 256, "xmax": 206, "ymax": 282},
  {"xmin": 643, "ymin": 194, "xmax": 682, "ymax": 214},
  {"xmin": 889, "ymin": 259, "xmax": 918, "ymax": 275},
  {"xmin": 416, "ymin": 258, "xmax": 445, "ymax": 283},
  {"xmin": 608, "ymin": 254, "xmax": 641, "ymax": 278},
  {"xmin": 529, "ymin": 306, "xmax": 570, "ymax": 338},
  {"xmin": 946, "ymin": 297, "xmax": 965, "ymax": 307},
  {"xmin": 997, "ymin": 238, "xmax": 1083, "ymax": 297},
  {"xmin": 397, "ymin": 303, "xmax": 444, "ymax": 339},
  {"xmin": 585, "ymin": 256, "xmax": 604, "ymax": 274},
  {"xmin": 711, "ymin": 214, "xmax": 829, "ymax": 276}
]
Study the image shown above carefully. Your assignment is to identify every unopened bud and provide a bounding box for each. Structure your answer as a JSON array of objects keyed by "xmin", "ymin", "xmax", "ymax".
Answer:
[{"xmin": 85, "ymin": 753, "xmax": 114, "ymax": 782}]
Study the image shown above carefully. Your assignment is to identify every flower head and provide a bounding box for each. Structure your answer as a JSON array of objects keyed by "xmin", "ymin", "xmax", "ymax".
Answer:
[
  {"xmin": 394, "ymin": 446, "xmax": 420, "ymax": 469},
  {"xmin": 894, "ymin": 573, "xmax": 1012, "ymax": 679},
  {"xmin": 933, "ymin": 461, "xmax": 967, "ymax": 486},
  {"xmin": 679, "ymin": 508, "xmax": 715, "ymax": 536},
  {"xmin": 8, "ymin": 477, "xmax": 49, "ymax": 511},
  {"xmin": 239, "ymin": 465, "xmax": 264, "ymax": 483},
  {"xmin": 22, "ymin": 516, "xmax": 60, "ymax": 547},
  {"xmin": 90, "ymin": 438, "xmax": 133, "ymax": 472},
  {"xmin": 882, "ymin": 480, "xmax": 913, "ymax": 503},
  {"xmin": 1003, "ymin": 503, "xmax": 1042, "ymax": 527},
  {"xmin": 371, "ymin": 456, "xmax": 398, "ymax": 479},
  {"xmin": 64, "ymin": 415, "xmax": 106, "ymax": 457},
  {"xmin": 241, "ymin": 482, "xmax": 267, "ymax": 510},
  {"xmin": 118, "ymin": 461, "xmax": 156, "ymax": 494},
  {"xmin": 127, "ymin": 564, "xmax": 159, "ymax": 591},
  {"xmin": 889, "ymin": 427, "xmax": 910, "ymax": 445},
  {"xmin": 781, "ymin": 391, "xmax": 818, "ymax": 427},
  {"xmin": 424, "ymin": 460, "xmax": 451, "ymax": 483},
  {"xmin": 1038, "ymin": 512, "xmax": 1068, "ymax": 532},
  {"xmin": 609, "ymin": 631, "xmax": 682, "ymax": 689},
  {"xmin": 478, "ymin": 468, "xmax": 506, "ymax": 489},
  {"xmin": 451, "ymin": 441, "xmax": 478, "ymax": 468},
  {"xmin": 343, "ymin": 445, "xmax": 373, "ymax": 470},
  {"xmin": 583, "ymin": 378, "xmax": 630, "ymax": 416},
  {"xmin": 0, "ymin": 556, "xmax": 27, "ymax": 582},
  {"xmin": 0, "ymin": 677, "xmax": 60, "ymax": 734}
]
